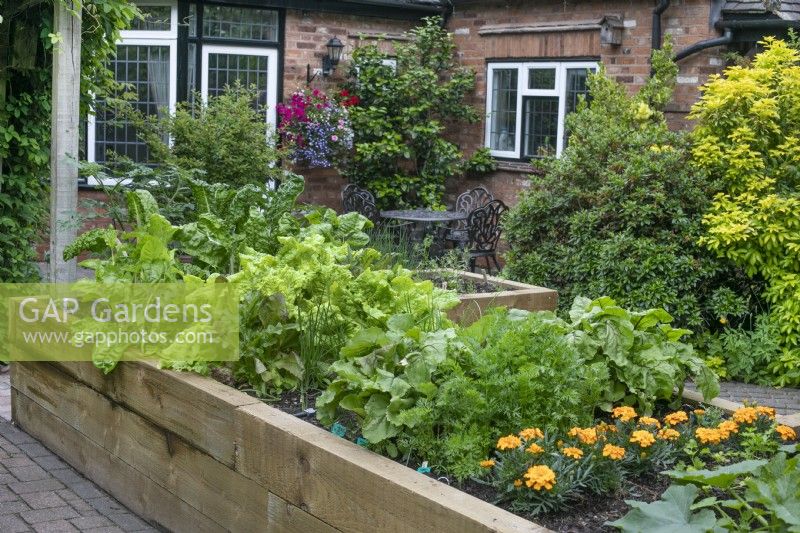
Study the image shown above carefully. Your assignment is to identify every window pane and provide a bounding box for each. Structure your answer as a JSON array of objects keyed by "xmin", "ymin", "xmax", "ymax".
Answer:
[
  {"xmin": 188, "ymin": 4, "xmax": 197, "ymax": 37},
  {"xmin": 207, "ymin": 53, "xmax": 269, "ymax": 108},
  {"xmin": 565, "ymin": 68, "xmax": 594, "ymax": 114},
  {"xmin": 95, "ymin": 45, "xmax": 170, "ymax": 163},
  {"xmin": 523, "ymin": 96, "xmax": 559, "ymax": 158},
  {"xmin": 489, "ymin": 68, "xmax": 517, "ymax": 152},
  {"xmin": 528, "ymin": 68, "xmax": 555, "ymax": 90},
  {"xmin": 202, "ymin": 6, "xmax": 278, "ymax": 42},
  {"xmin": 129, "ymin": 5, "xmax": 171, "ymax": 31},
  {"xmin": 187, "ymin": 43, "xmax": 196, "ymax": 99}
]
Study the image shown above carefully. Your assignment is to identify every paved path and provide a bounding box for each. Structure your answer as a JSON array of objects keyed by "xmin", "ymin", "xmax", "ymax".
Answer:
[
  {"xmin": 686, "ymin": 380, "xmax": 800, "ymax": 415},
  {"xmin": 0, "ymin": 371, "xmax": 158, "ymax": 533}
]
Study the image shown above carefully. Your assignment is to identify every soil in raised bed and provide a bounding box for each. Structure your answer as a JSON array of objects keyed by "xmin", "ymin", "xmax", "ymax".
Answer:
[{"xmin": 420, "ymin": 273, "xmax": 503, "ymax": 294}]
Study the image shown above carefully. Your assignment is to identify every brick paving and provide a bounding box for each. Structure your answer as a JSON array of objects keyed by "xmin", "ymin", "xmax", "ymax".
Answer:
[
  {"xmin": 686, "ymin": 379, "xmax": 800, "ymax": 415},
  {"xmin": 0, "ymin": 371, "xmax": 158, "ymax": 532}
]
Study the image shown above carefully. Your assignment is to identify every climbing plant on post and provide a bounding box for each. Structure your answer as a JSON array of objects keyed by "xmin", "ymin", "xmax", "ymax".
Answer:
[
  {"xmin": 0, "ymin": 0, "xmax": 137, "ymax": 282},
  {"xmin": 50, "ymin": 0, "xmax": 82, "ymax": 282}
]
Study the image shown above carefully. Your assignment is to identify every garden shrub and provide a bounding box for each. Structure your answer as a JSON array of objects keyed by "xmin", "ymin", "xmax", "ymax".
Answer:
[
  {"xmin": 340, "ymin": 17, "xmax": 482, "ymax": 208},
  {"xmin": 693, "ymin": 38, "xmax": 800, "ymax": 385},
  {"xmin": 503, "ymin": 41, "xmax": 755, "ymax": 328},
  {"xmin": 695, "ymin": 313, "xmax": 781, "ymax": 385},
  {"xmin": 123, "ymin": 83, "xmax": 283, "ymax": 187}
]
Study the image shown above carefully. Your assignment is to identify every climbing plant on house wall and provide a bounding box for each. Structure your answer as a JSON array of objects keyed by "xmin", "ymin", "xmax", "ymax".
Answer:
[
  {"xmin": 340, "ymin": 16, "xmax": 480, "ymax": 209},
  {"xmin": 0, "ymin": 0, "xmax": 137, "ymax": 281}
]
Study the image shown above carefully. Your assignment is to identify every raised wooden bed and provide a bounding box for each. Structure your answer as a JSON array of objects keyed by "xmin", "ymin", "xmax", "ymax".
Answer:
[
  {"xmin": 11, "ymin": 361, "xmax": 546, "ymax": 532},
  {"xmin": 445, "ymin": 270, "xmax": 558, "ymax": 324}
]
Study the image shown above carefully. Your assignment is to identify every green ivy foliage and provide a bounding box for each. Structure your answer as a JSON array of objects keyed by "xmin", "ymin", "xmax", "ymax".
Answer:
[
  {"xmin": 503, "ymin": 40, "xmax": 757, "ymax": 328},
  {"xmin": 0, "ymin": 0, "xmax": 137, "ymax": 281},
  {"xmin": 340, "ymin": 17, "xmax": 479, "ymax": 208},
  {"xmin": 693, "ymin": 38, "xmax": 800, "ymax": 385}
]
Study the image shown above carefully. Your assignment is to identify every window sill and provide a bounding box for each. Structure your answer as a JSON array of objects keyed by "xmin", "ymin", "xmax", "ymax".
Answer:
[{"xmin": 493, "ymin": 160, "xmax": 544, "ymax": 175}]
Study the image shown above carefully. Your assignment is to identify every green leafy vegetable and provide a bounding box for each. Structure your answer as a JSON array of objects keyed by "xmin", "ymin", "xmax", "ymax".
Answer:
[{"xmin": 608, "ymin": 484, "xmax": 723, "ymax": 533}]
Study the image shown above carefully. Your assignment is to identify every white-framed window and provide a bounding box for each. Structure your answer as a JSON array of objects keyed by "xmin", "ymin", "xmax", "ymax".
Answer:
[
  {"xmin": 86, "ymin": 0, "xmax": 178, "ymax": 171},
  {"xmin": 86, "ymin": 0, "xmax": 281, "ymax": 173},
  {"xmin": 485, "ymin": 61, "xmax": 597, "ymax": 159},
  {"xmin": 200, "ymin": 45, "xmax": 279, "ymax": 129}
]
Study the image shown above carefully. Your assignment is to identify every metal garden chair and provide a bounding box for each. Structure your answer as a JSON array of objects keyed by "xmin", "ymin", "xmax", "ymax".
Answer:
[{"xmin": 465, "ymin": 199, "xmax": 508, "ymax": 274}]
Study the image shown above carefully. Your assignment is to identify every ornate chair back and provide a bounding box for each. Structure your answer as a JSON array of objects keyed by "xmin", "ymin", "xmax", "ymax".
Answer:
[
  {"xmin": 466, "ymin": 199, "xmax": 508, "ymax": 253},
  {"xmin": 341, "ymin": 184, "xmax": 379, "ymax": 222}
]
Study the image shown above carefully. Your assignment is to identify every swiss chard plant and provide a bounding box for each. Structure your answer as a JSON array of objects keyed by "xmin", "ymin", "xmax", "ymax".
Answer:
[
  {"xmin": 174, "ymin": 171, "xmax": 304, "ymax": 274},
  {"xmin": 564, "ymin": 296, "xmax": 720, "ymax": 413},
  {"xmin": 63, "ymin": 190, "xmax": 183, "ymax": 283},
  {"xmin": 316, "ymin": 314, "xmax": 462, "ymax": 454}
]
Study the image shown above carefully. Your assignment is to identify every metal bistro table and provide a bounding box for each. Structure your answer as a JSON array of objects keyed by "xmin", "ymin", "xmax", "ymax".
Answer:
[{"xmin": 379, "ymin": 209, "xmax": 468, "ymax": 256}]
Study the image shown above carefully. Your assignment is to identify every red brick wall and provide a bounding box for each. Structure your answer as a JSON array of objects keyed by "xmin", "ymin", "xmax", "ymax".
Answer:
[
  {"xmin": 283, "ymin": 9, "xmax": 416, "ymax": 208},
  {"xmin": 449, "ymin": 0, "xmax": 719, "ymax": 137},
  {"xmin": 286, "ymin": 1, "xmax": 727, "ymax": 210},
  {"xmin": 283, "ymin": 9, "xmax": 415, "ymax": 95}
]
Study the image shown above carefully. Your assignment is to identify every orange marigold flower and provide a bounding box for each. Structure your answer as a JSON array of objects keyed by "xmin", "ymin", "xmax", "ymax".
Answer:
[
  {"xmin": 524, "ymin": 465, "xmax": 556, "ymax": 491},
  {"xmin": 496, "ymin": 435, "xmax": 522, "ymax": 451},
  {"xmin": 602, "ymin": 444, "xmax": 625, "ymax": 460},
  {"xmin": 526, "ymin": 443, "xmax": 544, "ymax": 455},
  {"xmin": 717, "ymin": 420, "xmax": 739, "ymax": 439},
  {"xmin": 756, "ymin": 406, "xmax": 776, "ymax": 419},
  {"xmin": 696, "ymin": 427, "xmax": 723, "ymax": 445},
  {"xmin": 630, "ymin": 430, "xmax": 656, "ymax": 448},
  {"xmin": 479, "ymin": 459, "xmax": 495, "ymax": 468},
  {"xmin": 664, "ymin": 411, "xmax": 689, "ymax": 426},
  {"xmin": 612, "ymin": 406, "xmax": 637, "ymax": 422},
  {"xmin": 733, "ymin": 407, "xmax": 758, "ymax": 425},
  {"xmin": 568, "ymin": 427, "xmax": 598, "ymax": 445},
  {"xmin": 776, "ymin": 425, "xmax": 797, "ymax": 442},
  {"xmin": 562, "ymin": 446, "xmax": 584, "ymax": 460},
  {"xmin": 513, "ymin": 479, "xmax": 523, "ymax": 488},
  {"xmin": 658, "ymin": 428, "xmax": 681, "ymax": 441},
  {"xmin": 694, "ymin": 409, "xmax": 706, "ymax": 416},
  {"xmin": 639, "ymin": 417, "xmax": 661, "ymax": 428},
  {"xmin": 519, "ymin": 427, "xmax": 544, "ymax": 441}
]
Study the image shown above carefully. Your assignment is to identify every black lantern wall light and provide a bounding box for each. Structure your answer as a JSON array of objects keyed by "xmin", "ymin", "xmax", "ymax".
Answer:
[{"xmin": 307, "ymin": 36, "xmax": 345, "ymax": 83}]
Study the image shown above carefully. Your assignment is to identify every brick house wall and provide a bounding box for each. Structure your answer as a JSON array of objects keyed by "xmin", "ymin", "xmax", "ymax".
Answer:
[
  {"xmin": 289, "ymin": 0, "xmax": 728, "ymax": 210},
  {"xmin": 443, "ymin": 0, "xmax": 723, "ymax": 208},
  {"xmin": 68, "ymin": 1, "xmax": 732, "ymax": 263}
]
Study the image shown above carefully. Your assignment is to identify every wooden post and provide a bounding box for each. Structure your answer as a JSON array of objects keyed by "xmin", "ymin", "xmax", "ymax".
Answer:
[{"xmin": 49, "ymin": 0, "xmax": 81, "ymax": 282}]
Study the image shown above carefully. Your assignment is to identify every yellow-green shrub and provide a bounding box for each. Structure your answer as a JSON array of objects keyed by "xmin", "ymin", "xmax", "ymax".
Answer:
[{"xmin": 694, "ymin": 38, "xmax": 800, "ymax": 384}]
